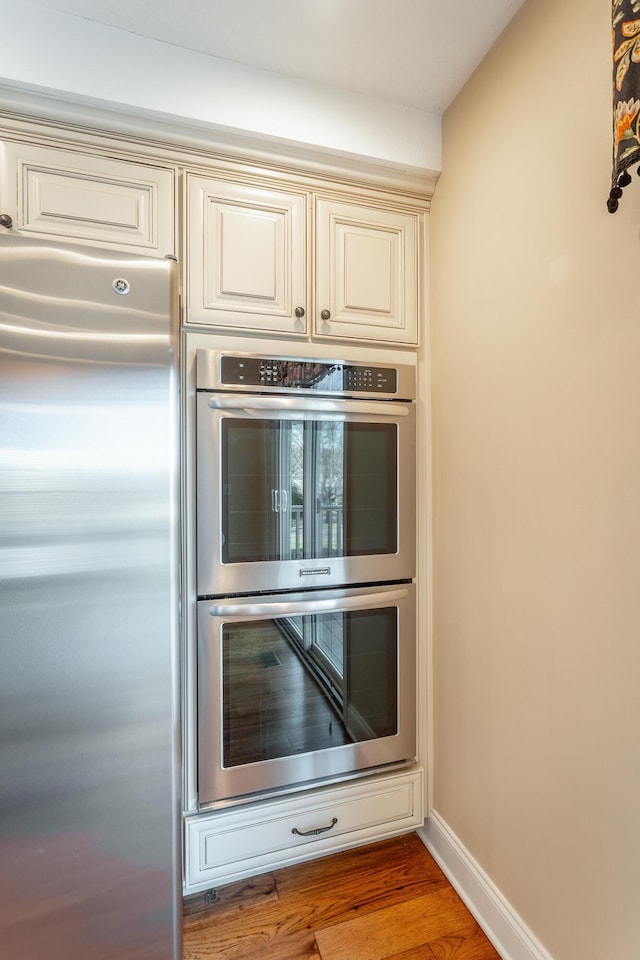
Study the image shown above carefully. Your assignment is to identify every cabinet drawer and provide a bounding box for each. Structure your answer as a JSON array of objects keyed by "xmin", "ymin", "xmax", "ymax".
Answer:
[
  {"xmin": 0, "ymin": 141, "xmax": 175, "ymax": 256},
  {"xmin": 184, "ymin": 769, "xmax": 423, "ymax": 891}
]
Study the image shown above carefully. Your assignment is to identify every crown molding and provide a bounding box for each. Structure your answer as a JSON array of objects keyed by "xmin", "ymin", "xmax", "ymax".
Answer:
[{"xmin": 0, "ymin": 82, "xmax": 439, "ymax": 201}]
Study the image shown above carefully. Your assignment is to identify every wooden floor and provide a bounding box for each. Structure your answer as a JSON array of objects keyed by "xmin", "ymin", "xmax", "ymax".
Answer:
[{"xmin": 183, "ymin": 833, "xmax": 501, "ymax": 960}]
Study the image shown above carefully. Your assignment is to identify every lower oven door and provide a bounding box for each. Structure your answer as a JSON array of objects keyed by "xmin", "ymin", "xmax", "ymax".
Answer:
[{"xmin": 197, "ymin": 583, "xmax": 416, "ymax": 806}]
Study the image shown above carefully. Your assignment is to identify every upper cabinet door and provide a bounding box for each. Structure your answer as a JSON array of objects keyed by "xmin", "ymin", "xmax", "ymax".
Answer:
[
  {"xmin": 187, "ymin": 176, "xmax": 307, "ymax": 335},
  {"xmin": 315, "ymin": 198, "xmax": 419, "ymax": 345},
  {"xmin": 0, "ymin": 141, "xmax": 175, "ymax": 256}
]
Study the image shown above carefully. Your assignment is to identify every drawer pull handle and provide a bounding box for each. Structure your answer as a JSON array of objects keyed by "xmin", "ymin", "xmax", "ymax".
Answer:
[{"xmin": 292, "ymin": 817, "xmax": 338, "ymax": 837}]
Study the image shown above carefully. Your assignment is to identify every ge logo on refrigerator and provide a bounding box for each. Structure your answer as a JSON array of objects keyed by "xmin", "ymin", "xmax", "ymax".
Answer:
[{"xmin": 112, "ymin": 278, "xmax": 130, "ymax": 296}]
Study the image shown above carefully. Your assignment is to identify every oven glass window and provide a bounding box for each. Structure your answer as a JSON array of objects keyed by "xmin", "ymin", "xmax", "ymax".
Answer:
[
  {"xmin": 221, "ymin": 608, "xmax": 398, "ymax": 768},
  {"xmin": 220, "ymin": 419, "xmax": 397, "ymax": 564}
]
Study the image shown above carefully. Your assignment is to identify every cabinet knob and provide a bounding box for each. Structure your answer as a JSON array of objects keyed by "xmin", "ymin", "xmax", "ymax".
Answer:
[
  {"xmin": 320, "ymin": 309, "xmax": 331, "ymax": 321},
  {"xmin": 295, "ymin": 306, "xmax": 305, "ymax": 318},
  {"xmin": 0, "ymin": 213, "xmax": 13, "ymax": 229}
]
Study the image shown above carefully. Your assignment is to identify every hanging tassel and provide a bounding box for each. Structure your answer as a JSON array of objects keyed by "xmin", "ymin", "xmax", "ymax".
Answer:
[{"xmin": 608, "ymin": 162, "xmax": 640, "ymax": 212}]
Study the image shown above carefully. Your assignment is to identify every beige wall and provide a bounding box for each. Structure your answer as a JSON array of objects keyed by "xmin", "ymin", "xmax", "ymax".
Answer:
[{"xmin": 429, "ymin": 0, "xmax": 640, "ymax": 957}]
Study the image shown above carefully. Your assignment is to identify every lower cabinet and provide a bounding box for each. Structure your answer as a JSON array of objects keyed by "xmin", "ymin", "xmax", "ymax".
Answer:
[{"xmin": 184, "ymin": 768, "xmax": 424, "ymax": 892}]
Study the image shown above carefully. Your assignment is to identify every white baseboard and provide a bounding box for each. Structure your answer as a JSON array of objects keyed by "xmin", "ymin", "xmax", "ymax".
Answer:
[{"xmin": 418, "ymin": 812, "xmax": 553, "ymax": 960}]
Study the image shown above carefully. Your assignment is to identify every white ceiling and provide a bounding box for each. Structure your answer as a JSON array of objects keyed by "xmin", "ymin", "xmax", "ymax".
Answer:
[{"xmin": 26, "ymin": 0, "xmax": 526, "ymax": 115}]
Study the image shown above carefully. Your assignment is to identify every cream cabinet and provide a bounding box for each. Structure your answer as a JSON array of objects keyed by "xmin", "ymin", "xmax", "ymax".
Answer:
[
  {"xmin": 184, "ymin": 768, "xmax": 423, "ymax": 892},
  {"xmin": 315, "ymin": 197, "xmax": 419, "ymax": 345},
  {"xmin": 187, "ymin": 175, "xmax": 423, "ymax": 345},
  {"xmin": 0, "ymin": 140, "xmax": 175, "ymax": 256},
  {"xmin": 187, "ymin": 175, "xmax": 308, "ymax": 336}
]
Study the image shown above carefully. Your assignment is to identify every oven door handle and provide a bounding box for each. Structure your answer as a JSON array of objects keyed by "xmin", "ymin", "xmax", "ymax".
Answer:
[
  {"xmin": 206, "ymin": 586, "xmax": 409, "ymax": 619},
  {"xmin": 206, "ymin": 396, "xmax": 410, "ymax": 418}
]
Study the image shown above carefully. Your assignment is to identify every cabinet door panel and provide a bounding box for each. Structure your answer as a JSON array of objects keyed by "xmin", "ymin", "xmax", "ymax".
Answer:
[
  {"xmin": 340, "ymin": 227, "xmax": 394, "ymax": 313},
  {"xmin": 316, "ymin": 198, "xmax": 419, "ymax": 345},
  {"xmin": 219, "ymin": 207, "xmax": 279, "ymax": 300},
  {"xmin": 0, "ymin": 141, "xmax": 174, "ymax": 255},
  {"xmin": 188, "ymin": 176, "xmax": 307, "ymax": 335}
]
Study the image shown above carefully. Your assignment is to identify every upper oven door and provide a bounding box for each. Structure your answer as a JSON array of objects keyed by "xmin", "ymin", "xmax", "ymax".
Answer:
[{"xmin": 196, "ymin": 393, "xmax": 416, "ymax": 597}]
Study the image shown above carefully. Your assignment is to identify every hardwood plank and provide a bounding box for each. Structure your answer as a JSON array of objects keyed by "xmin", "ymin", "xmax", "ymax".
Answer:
[
  {"xmin": 183, "ymin": 873, "xmax": 277, "ymax": 926},
  {"xmin": 426, "ymin": 928, "xmax": 502, "ymax": 960},
  {"xmin": 313, "ymin": 886, "xmax": 477, "ymax": 960},
  {"xmin": 385, "ymin": 947, "xmax": 437, "ymax": 960},
  {"xmin": 184, "ymin": 927, "xmax": 320, "ymax": 960},
  {"xmin": 247, "ymin": 930, "xmax": 321, "ymax": 960},
  {"xmin": 278, "ymin": 838, "xmax": 447, "ymax": 922},
  {"xmin": 275, "ymin": 834, "xmax": 447, "ymax": 899},
  {"xmin": 273, "ymin": 837, "xmax": 451, "ymax": 937},
  {"xmin": 183, "ymin": 905, "xmax": 309, "ymax": 960}
]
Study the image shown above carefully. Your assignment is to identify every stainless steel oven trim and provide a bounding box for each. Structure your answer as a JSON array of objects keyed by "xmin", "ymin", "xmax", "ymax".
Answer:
[
  {"xmin": 196, "ymin": 349, "xmax": 416, "ymax": 401},
  {"xmin": 197, "ymin": 583, "xmax": 416, "ymax": 806},
  {"xmin": 196, "ymin": 393, "xmax": 416, "ymax": 597}
]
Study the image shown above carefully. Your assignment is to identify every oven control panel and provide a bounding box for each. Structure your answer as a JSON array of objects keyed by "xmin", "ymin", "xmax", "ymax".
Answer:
[{"xmin": 219, "ymin": 355, "xmax": 398, "ymax": 394}]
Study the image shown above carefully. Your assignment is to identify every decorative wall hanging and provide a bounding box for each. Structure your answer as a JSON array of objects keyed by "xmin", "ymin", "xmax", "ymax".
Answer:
[{"xmin": 609, "ymin": 0, "xmax": 640, "ymax": 211}]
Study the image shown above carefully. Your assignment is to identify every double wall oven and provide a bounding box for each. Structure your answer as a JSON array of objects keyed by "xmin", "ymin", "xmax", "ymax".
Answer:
[{"xmin": 195, "ymin": 351, "xmax": 417, "ymax": 806}]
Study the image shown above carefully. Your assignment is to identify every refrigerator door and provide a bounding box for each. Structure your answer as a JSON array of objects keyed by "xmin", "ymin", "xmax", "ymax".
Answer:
[{"xmin": 0, "ymin": 234, "xmax": 181, "ymax": 959}]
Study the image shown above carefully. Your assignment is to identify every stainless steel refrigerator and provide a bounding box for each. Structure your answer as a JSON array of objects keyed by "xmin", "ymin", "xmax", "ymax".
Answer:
[{"xmin": 0, "ymin": 234, "xmax": 182, "ymax": 959}]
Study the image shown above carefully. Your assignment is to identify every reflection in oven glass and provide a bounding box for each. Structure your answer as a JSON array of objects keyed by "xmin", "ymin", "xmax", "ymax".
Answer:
[
  {"xmin": 221, "ymin": 418, "xmax": 396, "ymax": 565},
  {"xmin": 222, "ymin": 609, "xmax": 398, "ymax": 768}
]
